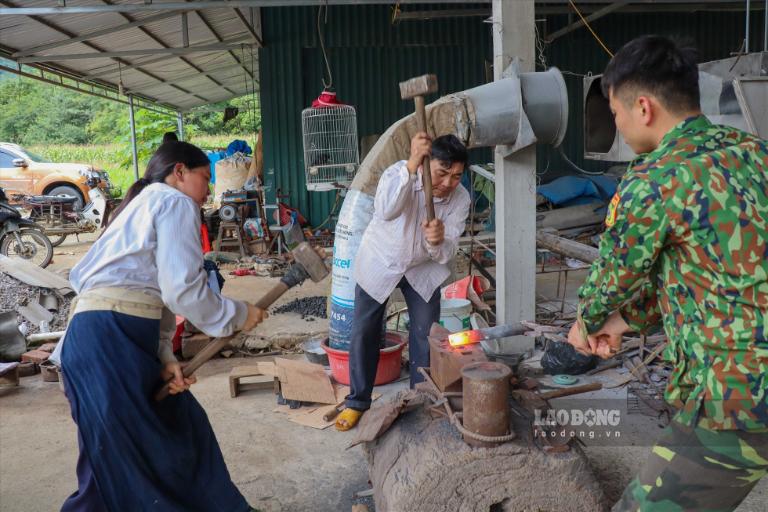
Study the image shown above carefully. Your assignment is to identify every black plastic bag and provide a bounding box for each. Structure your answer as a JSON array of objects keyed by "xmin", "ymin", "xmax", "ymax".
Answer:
[{"xmin": 541, "ymin": 341, "xmax": 598, "ymax": 375}]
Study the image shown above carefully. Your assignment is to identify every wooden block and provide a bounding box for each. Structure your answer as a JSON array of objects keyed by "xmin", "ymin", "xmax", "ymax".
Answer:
[
  {"xmin": 275, "ymin": 357, "xmax": 337, "ymax": 405},
  {"xmin": 428, "ymin": 332, "xmax": 486, "ymax": 392},
  {"xmin": 229, "ymin": 364, "xmax": 276, "ymax": 398}
]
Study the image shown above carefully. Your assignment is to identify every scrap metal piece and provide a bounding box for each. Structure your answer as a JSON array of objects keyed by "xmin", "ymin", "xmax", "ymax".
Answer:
[
  {"xmin": 37, "ymin": 291, "xmax": 59, "ymax": 312},
  {"xmin": 0, "ymin": 311, "xmax": 27, "ymax": 361},
  {"xmin": 17, "ymin": 302, "xmax": 53, "ymax": 326}
]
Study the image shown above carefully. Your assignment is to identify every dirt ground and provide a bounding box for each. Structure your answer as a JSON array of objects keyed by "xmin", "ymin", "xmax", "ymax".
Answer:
[{"xmin": 1, "ymin": 235, "xmax": 766, "ymax": 511}]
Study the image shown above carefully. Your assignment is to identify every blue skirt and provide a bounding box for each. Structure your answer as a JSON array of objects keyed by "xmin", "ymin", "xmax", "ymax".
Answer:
[{"xmin": 61, "ymin": 310, "xmax": 249, "ymax": 512}]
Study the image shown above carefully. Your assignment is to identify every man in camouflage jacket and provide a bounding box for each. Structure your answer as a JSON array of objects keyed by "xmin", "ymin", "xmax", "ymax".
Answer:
[{"xmin": 567, "ymin": 35, "xmax": 768, "ymax": 511}]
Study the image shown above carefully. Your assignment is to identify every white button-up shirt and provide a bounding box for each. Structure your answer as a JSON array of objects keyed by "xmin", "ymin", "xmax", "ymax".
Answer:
[
  {"xmin": 70, "ymin": 183, "xmax": 248, "ymax": 338},
  {"xmin": 353, "ymin": 160, "xmax": 471, "ymax": 304}
]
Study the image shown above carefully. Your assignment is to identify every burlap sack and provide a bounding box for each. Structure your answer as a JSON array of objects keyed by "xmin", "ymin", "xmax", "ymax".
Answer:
[{"xmin": 213, "ymin": 153, "xmax": 251, "ymax": 207}]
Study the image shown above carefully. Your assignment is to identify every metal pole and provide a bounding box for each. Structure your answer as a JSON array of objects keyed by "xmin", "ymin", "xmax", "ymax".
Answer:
[
  {"xmin": 177, "ymin": 112, "xmax": 185, "ymax": 141},
  {"xmin": 746, "ymin": 0, "xmax": 751, "ymax": 53},
  {"xmin": 128, "ymin": 94, "xmax": 139, "ymax": 181},
  {"xmin": 764, "ymin": 0, "xmax": 767, "ymax": 51}
]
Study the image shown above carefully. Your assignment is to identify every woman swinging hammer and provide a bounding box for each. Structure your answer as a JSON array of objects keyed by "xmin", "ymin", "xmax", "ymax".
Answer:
[{"xmin": 52, "ymin": 141, "xmax": 267, "ymax": 512}]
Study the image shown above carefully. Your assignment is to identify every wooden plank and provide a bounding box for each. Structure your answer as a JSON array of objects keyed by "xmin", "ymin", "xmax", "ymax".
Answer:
[
  {"xmin": 536, "ymin": 230, "xmax": 599, "ymax": 263},
  {"xmin": 535, "ymin": 202, "xmax": 605, "ymax": 231},
  {"xmin": 275, "ymin": 358, "xmax": 337, "ymax": 405}
]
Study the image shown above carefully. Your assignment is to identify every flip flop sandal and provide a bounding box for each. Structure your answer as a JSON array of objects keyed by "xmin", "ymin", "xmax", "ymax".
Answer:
[{"xmin": 335, "ymin": 408, "xmax": 363, "ymax": 431}]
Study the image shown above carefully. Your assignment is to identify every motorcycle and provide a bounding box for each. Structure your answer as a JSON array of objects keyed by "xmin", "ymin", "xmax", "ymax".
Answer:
[
  {"xmin": 19, "ymin": 177, "xmax": 114, "ymax": 246},
  {"xmin": 0, "ymin": 187, "xmax": 53, "ymax": 268}
]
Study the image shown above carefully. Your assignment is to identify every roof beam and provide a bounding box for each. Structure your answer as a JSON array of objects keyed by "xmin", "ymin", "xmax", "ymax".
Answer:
[
  {"xmin": 0, "ymin": 1, "xmax": 492, "ymax": 15},
  {"xmin": 0, "ymin": 62, "xmax": 178, "ymax": 114},
  {"xmin": 194, "ymin": 9, "xmax": 257, "ymax": 83},
  {"xmin": 10, "ymin": 11, "xmax": 184, "ymax": 58},
  {"xmin": 0, "ymin": 0, "xmax": 210, "ymax": 104},
  {"xmin": 17, "ymin": 42, "xmax": 258, "ymax": 63},
  {"xmin": 98, "ymin": 0, "xmax": 239, "ymax": 100},
  {"xmin": 233, "ymin": 7, "xmax": 263, "ymax": 46},
  {"xmin": 545, "ymin": 1, "xmax": 628, "ymax": 42}
]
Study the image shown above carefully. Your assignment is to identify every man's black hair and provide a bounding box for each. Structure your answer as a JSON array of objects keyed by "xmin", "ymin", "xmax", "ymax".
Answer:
[
  {"xmin": 431, "ymin": 134, "xmax": 468, "ymax": 167},
  {"xmin": 601, "ymin": 35, "xmax": 700, "ymax": 114}
]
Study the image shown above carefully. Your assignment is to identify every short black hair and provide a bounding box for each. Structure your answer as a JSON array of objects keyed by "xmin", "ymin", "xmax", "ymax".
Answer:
[
  {"xmin": 601, "ymin": 35, "xmax": 700, "ymax": 114},
  {"xmin": 162, "ymin": 131, "xmax": 179, "ymax": 143},
  {"xmin": 431, "ymin": 134, "xmax": 468, "ymax": 167}
]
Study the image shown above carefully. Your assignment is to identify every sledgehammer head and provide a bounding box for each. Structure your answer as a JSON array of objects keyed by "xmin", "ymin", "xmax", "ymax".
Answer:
[
  {"xmin": 292, "ymin": 242, "xmax": 329, "ymax": 282},
  {"xmin": 399, "ymin": 74, "xmax": 438, "ymax": 100},
  {"xmin": 280, "ymin": 241, "xmax": 329, "ymax": 289}
]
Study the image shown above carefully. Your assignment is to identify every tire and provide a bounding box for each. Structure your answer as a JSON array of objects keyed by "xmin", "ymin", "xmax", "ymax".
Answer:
[
  {"xmin": 49, "ymin": 234, "xmax": 68, "ymax": 247},
  {"xmin": 0, "ymin": 229, "xmax": 54, "ymax": 268},
  {"xmin": 46, "ymin": 185, "xmax": 84, "ymax": 211}
]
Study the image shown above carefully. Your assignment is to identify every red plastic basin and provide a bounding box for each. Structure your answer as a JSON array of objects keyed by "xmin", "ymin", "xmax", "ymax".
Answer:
[{"xmin": 321, "ymin": 332, "xmax": 405, "ymax": 386}]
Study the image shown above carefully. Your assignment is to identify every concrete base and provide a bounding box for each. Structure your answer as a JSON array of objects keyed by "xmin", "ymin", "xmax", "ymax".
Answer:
[{"xmin": 364, "ymin": 405, "xmax": 607, "ymax": 512}]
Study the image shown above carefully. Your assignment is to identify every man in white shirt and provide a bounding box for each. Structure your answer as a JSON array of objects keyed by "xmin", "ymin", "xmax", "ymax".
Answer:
[{"xmin": 336, "ymin": 133, "xmax": 471, "ymax": 430}]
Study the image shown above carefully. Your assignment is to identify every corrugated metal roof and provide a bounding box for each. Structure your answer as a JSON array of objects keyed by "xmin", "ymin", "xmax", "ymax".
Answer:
[{"xmin": 0, "ymin": 0, "xmax": 260, "ymax": 111}]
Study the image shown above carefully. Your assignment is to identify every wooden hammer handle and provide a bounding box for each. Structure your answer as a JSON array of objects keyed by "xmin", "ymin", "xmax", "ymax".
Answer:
[
  {"xmin": 538, "ymin": 382, "xmax": 603, "ymax": 400},
  {"xmin": 155, "ymin": 281, "xmax": 290, "ymax": 401},
  {"xmin": 413, "ymin": 96, "xmax": 435, "ymax": 222}
]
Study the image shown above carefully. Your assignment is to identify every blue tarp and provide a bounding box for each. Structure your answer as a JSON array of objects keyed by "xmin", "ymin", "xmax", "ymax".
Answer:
[{"xmin": 537, "ymin": 175, "xmax": 618, "ymax": 206}]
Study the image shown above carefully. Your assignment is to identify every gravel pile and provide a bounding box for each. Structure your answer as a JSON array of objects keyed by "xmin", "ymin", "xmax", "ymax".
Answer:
[
  {"xmin": 272, "ymin": 296, "xmax": 327, "ymax": 320},
  {"xmin": 0, "ymin": 272, "xmax": 73, "ymax": 335}
]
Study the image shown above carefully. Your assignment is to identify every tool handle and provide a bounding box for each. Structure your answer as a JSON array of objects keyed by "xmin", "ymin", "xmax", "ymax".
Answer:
[
  {"xmin": 155, "ymin": 281, "xmax": 290, "ymax": 401},
  {"xmin": 154, "ymin": 335, "xmax": 233, "ymax": 401},
  {"xmin": 539, "ymin": 382, "xmax": 602, "ymax": 400},
  {"xmin": 413, "ymin": 96, "xmax": 435, "ymax": 222},
  {"xmin": 254, "ymin": 281, "xmax": 289, "ymax": 310},
  {"xmin": 322, "ymin": 401, "xmax": 346, "ymax": 422}
]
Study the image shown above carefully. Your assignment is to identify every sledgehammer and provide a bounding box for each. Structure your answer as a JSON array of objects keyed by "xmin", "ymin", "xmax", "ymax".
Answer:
[
  {"xmin": 155, "ymin": 242, "xmax": 329, "ymax": 401},
  {"xmin": 399, "ymin": 74, "xmax": 438, "ymax": 221}
]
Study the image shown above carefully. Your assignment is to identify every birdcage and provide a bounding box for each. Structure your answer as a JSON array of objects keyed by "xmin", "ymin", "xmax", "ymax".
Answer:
[{"xmin": 301, "ymin": 103, "xmax": 359, "ymax": 192}]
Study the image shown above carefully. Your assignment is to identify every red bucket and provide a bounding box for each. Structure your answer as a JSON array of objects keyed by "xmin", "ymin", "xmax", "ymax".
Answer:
[{"xmin": 322, "ymin": 332, "xmax": 405, "ymax": 386}]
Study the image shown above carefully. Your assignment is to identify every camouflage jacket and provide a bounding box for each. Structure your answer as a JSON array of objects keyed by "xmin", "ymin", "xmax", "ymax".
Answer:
[{"xmin": 577, "ymin": 115, "xmax": 768, "ymax": 431}]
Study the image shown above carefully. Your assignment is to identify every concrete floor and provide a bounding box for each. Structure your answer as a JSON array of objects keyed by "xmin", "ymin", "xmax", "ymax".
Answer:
[{"xmin": 1, "ymin": 236, "xmax": 766, "ymax": 511}]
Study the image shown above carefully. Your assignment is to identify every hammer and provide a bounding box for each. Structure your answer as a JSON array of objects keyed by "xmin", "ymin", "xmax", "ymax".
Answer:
[
  {"xmin": 155, "ymin": 242, "xmax": 329, "ymax": 401},
  {"xmin": 399, "ymin": 74, "xmax": 438, "ymax": 221}
]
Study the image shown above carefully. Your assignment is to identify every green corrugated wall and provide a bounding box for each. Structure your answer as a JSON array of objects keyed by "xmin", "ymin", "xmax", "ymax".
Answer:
[
  {"xmin": 260, "ymin": 4, "xmax": 766, "ymax": 224},
  {"xmin": 259, "ymin": 4, "xmax": 491, "ymax": 226}
]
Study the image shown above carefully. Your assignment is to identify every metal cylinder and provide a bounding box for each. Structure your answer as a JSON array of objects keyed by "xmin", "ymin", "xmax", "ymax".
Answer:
[{"xmin": 461, "ymin": 361, "xmax": 512, "ymax": 447}]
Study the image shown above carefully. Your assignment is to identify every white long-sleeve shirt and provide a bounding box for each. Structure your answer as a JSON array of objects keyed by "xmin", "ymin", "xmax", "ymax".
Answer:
[
  {"xmin": 353, "ymin": 161, "xmax": 471, "ymax": 304},
  {"xmin": 70, "ymin": 183, "xmax": 248, "ymax": 339}
]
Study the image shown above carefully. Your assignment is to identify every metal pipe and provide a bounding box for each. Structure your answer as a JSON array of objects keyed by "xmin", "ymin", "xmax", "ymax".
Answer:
[
  {"xmin": 128, "ymin": 95, "xmax": 139, "ymax": 181},
  {"xmin": 26, "ymin": 331, "xmax": 66, "ymax": 343},
  {"xmin": 746, "ymin": 0, "xmax": 751, "ymax": 53},
  {"xmin": 177, "ymin": 112, "xmax": 185, "ymax": 141}
]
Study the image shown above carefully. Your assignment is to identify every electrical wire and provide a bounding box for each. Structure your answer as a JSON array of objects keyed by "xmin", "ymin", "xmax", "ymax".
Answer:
[
  {"xmin": 557, "ymin": 146, "xmax": 606, "ymax": 176},
  {"xmin": 567, "ymin": 0, "xmax": 613, "ymax": 58}
]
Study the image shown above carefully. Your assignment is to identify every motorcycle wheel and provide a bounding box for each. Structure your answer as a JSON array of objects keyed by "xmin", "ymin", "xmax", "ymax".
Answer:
[
  {"xmin": 0, "ymin": 229, "xmax": 54, "ymax": 268},
  {"xmin": 49, "ymin": 234, "xmax": 68, "ymax": 247}
]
